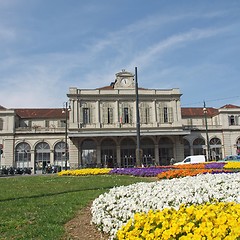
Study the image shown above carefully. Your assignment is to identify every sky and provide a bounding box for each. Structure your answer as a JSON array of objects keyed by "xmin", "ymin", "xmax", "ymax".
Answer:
[{"xmin": 0, "ymin": 0, "xmax": 240, "ymax": 109}]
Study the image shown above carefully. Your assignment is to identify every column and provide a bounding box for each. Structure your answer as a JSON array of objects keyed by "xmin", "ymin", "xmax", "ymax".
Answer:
[
  {"xmin": 154, "ymin": 144, "xmax": 159, "ymax": 165},
  {"xmin": 69, "ymin": 138, "xmax": 79, "ymax": 169},
  {"xmin": 116, "ymin": 145, "xmax": 121, "ymax": 167},
  {"xmin": 96, "ymin": 100, "xmax": 101, "ymax": 128},
  {"xmin": 152, "ymin": 100, "xmax": 157, "ymax": 127},
  {"xmin": 96, "ymin": 142, "xmax": 101, "ymax": 167}
]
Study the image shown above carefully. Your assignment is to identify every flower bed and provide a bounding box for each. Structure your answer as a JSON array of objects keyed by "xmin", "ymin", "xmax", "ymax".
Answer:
[
  {"xmin": 109, "ymin": 167, "xmax": 168, "ymax": 177},
  {"xmin": 57, "ymin": 161, "xmax": 240, "ymax": 178},
  {"xmin": 117, "ymin": 202, "xmax": 240, "ymax": 239},
  {"xmin": 57, "ymin": 168, "xmax": 112, "ymax": 176},
  {"xmin": 224, "ymin": 161, "xmax": 240, "ymax": 169},
  {"xmin": 157, "ymin": 168, "xmax": 232, "ymax": 179},
  {"xmin": 91, "ymin": 172, "xmax": 240, "ymax": 239}
]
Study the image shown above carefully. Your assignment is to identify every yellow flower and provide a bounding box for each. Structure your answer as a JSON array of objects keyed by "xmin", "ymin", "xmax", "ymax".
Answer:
[{"xmin": 116, "ymin": 202, "xmax": 240, "ymax": 239}]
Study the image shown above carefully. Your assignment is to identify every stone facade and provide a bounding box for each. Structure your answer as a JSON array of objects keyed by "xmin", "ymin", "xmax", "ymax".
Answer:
[{"xmin": 0, "ymin": 70, "xmax": 240, "ymax": 173}]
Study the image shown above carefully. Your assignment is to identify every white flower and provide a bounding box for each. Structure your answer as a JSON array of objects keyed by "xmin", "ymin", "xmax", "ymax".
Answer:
[{"xmin": 91, "ymin": 172, "xmax": 240, "ymax": 239}]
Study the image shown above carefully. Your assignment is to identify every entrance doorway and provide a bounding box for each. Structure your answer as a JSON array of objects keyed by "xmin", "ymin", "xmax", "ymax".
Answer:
[{"xmin": 35, "ymin": 142, "xmax": 50, "ymax": 174}]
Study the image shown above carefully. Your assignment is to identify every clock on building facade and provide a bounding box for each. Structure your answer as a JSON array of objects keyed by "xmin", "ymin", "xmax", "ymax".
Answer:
[{"xmin": 114, "ymin": 70, "xmax": 135, "ymax": 89}]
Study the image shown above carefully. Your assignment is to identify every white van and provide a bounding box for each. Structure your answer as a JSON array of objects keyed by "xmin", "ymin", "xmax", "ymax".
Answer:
[{"xmin": 173, "ymin": 155, "xmax": 206, "ymax": 165}]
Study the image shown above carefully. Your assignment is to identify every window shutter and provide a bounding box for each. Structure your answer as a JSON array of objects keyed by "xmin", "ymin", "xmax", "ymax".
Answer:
[
  {"xmin": 159, "ymin": 107, "xmax": 164, "ymax": 123},
  {"xmin": 103, "ymin": 106, "xmax": 108, "ymax": 124},
  {"xmin": 140, "ymin": 105, "xmax": 146, "ymax": 124},
  {"xmin": 109, "ymin": 108, "xmax": 113, "ymax": 124},
  {"xmin": 146, "ymin": 107, "xmax": 151, "ymax": 123},
  {"xmin": 235, "ymin": 116, "xmax": 238, "ymax": 125},
  {"xmin": 157, "ymin": 102, "xmax": 164, "ymax": 124},
  {"xmin": 119, "ymin": 104, "xmax": 123, "ymax": 123},
  {"xmin": 121, "ymin": 103, "xmax": 128, "ymax": 123},
  {"xmin": 129, "ymin": 107, "xmax": 133, "ymax": 124},
  {"xmin": 168, "ymin": 107, "xmax": 173, "ymax": 123}
]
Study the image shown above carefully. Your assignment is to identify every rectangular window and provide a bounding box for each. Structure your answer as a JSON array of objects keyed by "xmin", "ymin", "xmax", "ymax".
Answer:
[
  {"xmin": 163, "ymin": 107, "xmax": 168, "ymax": 123},
  {"xmin": 187, "ymin": 118, "xmax": 193, "ymax": 126},
  {"xmin": 144, "ymin": 108, "xmax": 150, "ymax": 124},
  {"xmin": 59, "ymin": 120, "xmax": 65, "ymax": 128},
  {"xmin": 28, "ymin": 120, "xmax": 32, "ymax": 127},
  {"xmin": 45, "ymin": 120, "xmax": 49, "ymax": 128},
  {"xmin": 123, "ymin": 108, "xmax": 129, "ymax": 123},
  {"xmin": 83, "ymin": 108, "xmax": 90, "ymax": 124},
  {"xmin": 0, "ymin": 118, "xmax": 3, "ymax": 130},
  {"xmin": 229, "ymin": 115, "xmax": 235, "ymax": 126}
]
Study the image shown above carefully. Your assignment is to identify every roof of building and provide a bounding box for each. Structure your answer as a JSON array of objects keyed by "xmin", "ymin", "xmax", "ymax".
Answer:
[
  {"xmin": 220, "ymin": 104, "xmax": 240, "ymax": 109},
  {"xmin": 14, "ymin": 108, "xmax": 66, "ymax": 119},
  {"xmin": 0, "ymin": 105, "xmax": 6, "ymax": 110},
  {"xmin": 181, "ymin": 107, "xmax": 219, "ymax": 117},
  {"xmin": 96, "ymin": 85, "xmax": 114, "ymax": 90},
  {"xmin": 96, "ymin": 85, "xmax": 147, "ymax": 90}
]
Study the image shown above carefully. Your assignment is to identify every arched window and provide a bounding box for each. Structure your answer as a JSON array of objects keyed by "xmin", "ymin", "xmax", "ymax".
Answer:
[
  {"xmin": 193, "ymin": 138, "xmax": 205, "ymax": 155},
  {"xmin": 141, "ymin": 138, "xmax": 155, "ymax": 166},
  {"xmin": 54, "ymin": 141, "xmax": 68, "ymax": 170},
  {"xmin": 159, "ymin": 137, "xmax": 173, "ymax": 166},
  {"xmin": 35, "ymin": 142, "xmax": 50, "ymax": 173},
  {"xmin": 209, "ymin": 137, "xmax": 222, "ymax": 160},
  {"xmin": 15, "ymin": 142, "xmax": 31, "ymax": 168},
  {"xmin": 81, "ymin": 140, "xmax": 97, "ymax": 168},
  {"xmin": 120, "ymin": 138, "xmax": 136, "ymax": 167},
  {"xmin": 101, "ymin": 138, "xmax": 117, "ymax": 168}
]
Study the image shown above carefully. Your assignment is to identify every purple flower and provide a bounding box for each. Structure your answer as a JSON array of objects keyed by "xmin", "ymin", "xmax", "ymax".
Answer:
[
  {"xmin": 109, "ymin": 167, "xmax": 168, "ymax": 177},
  {"xmin": 205, "ymin": 162, "xmax": 226, "ymax": 169}
]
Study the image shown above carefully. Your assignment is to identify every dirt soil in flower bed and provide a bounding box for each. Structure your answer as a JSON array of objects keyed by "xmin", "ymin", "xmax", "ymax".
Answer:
[{"xmin": 63, "ymin": 203, "xmax": 109, "ymax": 240}]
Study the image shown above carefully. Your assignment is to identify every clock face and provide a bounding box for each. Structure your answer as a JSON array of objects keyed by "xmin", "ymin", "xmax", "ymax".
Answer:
[{"xmin": 121, "ymin": 78, "xmax": 131, "ymax": 86}]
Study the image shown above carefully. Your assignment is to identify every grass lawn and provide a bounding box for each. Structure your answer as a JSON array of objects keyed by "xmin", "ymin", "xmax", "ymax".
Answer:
[{"xmin": 0, "ymin": 174, "xmax": 154, "ymax": 240}]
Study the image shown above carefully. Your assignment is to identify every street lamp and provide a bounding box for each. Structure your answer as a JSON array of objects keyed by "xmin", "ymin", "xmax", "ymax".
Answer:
[
  {"xmin": 135, "ymin": 67, "xmax": 142, "ymax": 167},
  {"xmin": 62, "ymin": 102, "xmax": 71, "ymax": 170},
  {"xmin": 203, "ymin": 101, "xmax": 211, "ymax": 161}
]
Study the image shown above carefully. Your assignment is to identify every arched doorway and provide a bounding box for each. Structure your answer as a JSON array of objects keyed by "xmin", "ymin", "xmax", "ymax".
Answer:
[
  {"xmin": 54, "ymin": 141, "xmax": 68, "ymax": 170},
  {"xmin": 141, "ymin": 137, "xmax": 155, "ymax": 166},
  {"xmin": 193, "ymin": 138, "xmax": 205, "ymax": 156},
  {"xmin": 81, "ymin": 140, "xmax": 97, "ymax": 168},
  {"xmin": 120, "ymin": 138, "xmax": 136, "ymax": 168},
  {"xmin": 183, "ymin": 139, "xmax": 191, "ymax": 158},
  {"xmin": 101, "ymin": 138, "xmax": 117, "ymax": 168},
  {"xmin": 35, "ymin": 142, "xmax": 50, "ymax": 174},
  {"xmin": 159, "ymin": 137, "xmax": 173, "ymax": 166},
  {"xmin": 15, "ymin": 142, "xmax": 31, "ymax": 168},
  {"xmin": 209, "ymin": 137, "xmax": 222, "ymax": 160}
]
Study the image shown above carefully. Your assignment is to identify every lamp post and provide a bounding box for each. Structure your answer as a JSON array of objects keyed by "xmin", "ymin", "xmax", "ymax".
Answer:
[
  {"xmin": 135, "ymin": 67, "xmax": 141, "ymax": 167},
  {"xmin": 203, "ymin": 101, "xmax": 211, "ymax": 161},
  {"xmin": 62, "ymin": 102, "xmax": 71, "ymax": 170}
]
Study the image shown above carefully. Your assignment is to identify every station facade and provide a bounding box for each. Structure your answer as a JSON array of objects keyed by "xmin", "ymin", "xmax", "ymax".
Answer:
[{"xmin": 0, "ymin": 70, "xmax": 240, "ymax": 173}]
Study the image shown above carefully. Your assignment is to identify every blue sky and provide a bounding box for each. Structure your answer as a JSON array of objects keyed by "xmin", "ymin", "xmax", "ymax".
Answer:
[{"xmin": 0, "ymin": 0, "xmax": 240, "ymax": 109}]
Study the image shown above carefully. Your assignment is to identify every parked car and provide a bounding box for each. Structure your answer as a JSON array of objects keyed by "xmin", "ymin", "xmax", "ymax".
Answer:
[{"xmin": 218, "ymin": 155, "xmax": 240, "ymax": 162}]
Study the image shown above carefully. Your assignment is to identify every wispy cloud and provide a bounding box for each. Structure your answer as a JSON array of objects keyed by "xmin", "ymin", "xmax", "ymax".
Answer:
[
  {"xmin": 0, "ymin": 27, "xmax": 16, "ymax": 41},
  {"xmin": 0, "ymin": 1, "xmax": 239, "ymax": 108},
  {"xmin": 128, "ymin": 27, "xmax": 229, "ymax": 71}
]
